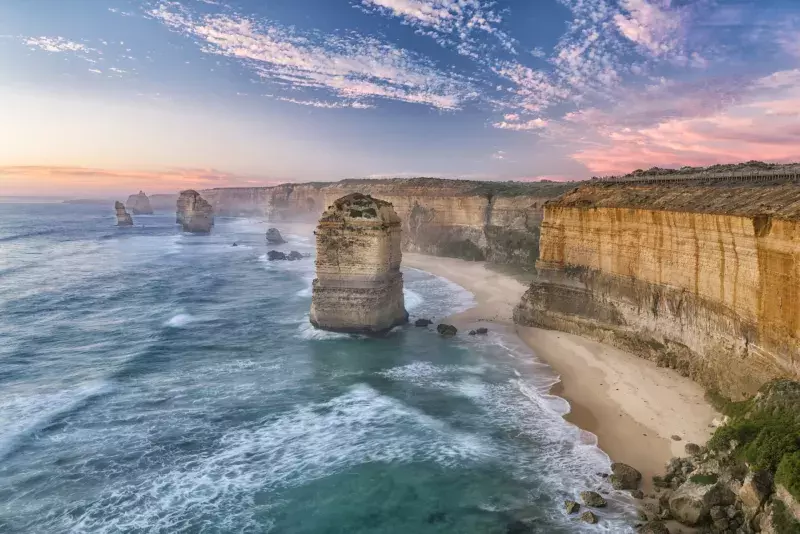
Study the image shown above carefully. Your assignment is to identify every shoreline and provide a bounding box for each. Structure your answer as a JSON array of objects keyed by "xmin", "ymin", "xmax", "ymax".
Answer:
[{"xmin": 402, "ymin": 253, "xmax": 719, "ymax": 491}]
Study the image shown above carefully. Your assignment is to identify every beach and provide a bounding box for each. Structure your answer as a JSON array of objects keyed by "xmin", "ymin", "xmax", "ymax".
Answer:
[{"xmin": 403, "ymin": 253, "xmax": 719, "ymax": 489}]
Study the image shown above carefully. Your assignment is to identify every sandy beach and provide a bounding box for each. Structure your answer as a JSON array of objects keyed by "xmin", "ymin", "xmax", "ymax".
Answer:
[{"xmin": 403, "ymin": 253, "xmax": 719, "ymax": 489}]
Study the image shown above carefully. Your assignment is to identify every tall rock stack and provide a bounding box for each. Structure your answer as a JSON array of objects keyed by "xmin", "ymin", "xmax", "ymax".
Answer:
[
  {"xmin": 126, "ymin": 191, "xmax": 154, "ymax": 215},
  {"xmin": 310, "ymin": 193, "xmax": 408, "ymax": 334},
  {"xmin": 176, "ymin": 190, "xmax": 214, "ymax": 234},
  {"xmin": 115, "ymin": 201, "xmax": 133, "ymax": 226}
]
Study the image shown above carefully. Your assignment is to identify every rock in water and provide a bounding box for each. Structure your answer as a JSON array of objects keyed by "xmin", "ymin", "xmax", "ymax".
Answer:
[
  {"xmin": 580, "ymin": 491, "xmax": 607, "ymax": 508},
  {"xmin": 579, "ymin": 511, "xmax": 598, "ymax": 524},
  {"xmin": 176, "ymin": 190, "xmax": 214, "ymax": 234},
  {"xmin": 564, "ymin": 500, "xmax": 580, "ymax": 514},
  {"xmin": 115, "ymin": 201, "xmax": 133, "ymax": 226},
  {"xmin": 309, "ymin": 193, "xmax": 408, "ymax": 334},
  {"xmin": 437, "ymin": 324, "xmax": 458, "ymax": 337},
  {"xmin": 266, "ymin": 228, "xmax": 286, "ymax": 244},
  {"xmin": 287, "ymin": 251, "xmax": 303, "ymax": 261},
  {"xmin": 267, "ymin": 250, "xmax": 287, "ymax": 261},
  {"xmin": 611, "ymin": 462, "xmax": 642, "ymax": 490},
  {"xmin": 414, "ymin": 318, "xmax": 432, "ymax": 327},
  {"xmin": 126, "ymin": 191, "xmax": 154, "ymax": 215}
]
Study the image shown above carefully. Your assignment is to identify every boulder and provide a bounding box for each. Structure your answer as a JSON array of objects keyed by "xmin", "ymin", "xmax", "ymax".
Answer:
[
  {"xmin": 637, "ymin": 521, "xmax": 670, "ymax": 534},
  {"xmin": 115, "ymin": 201, "xmax": 133, "ymax": 226},
  {"xmin": 475, "ymin": 327, "xmax": 489, "ymax": 335},
  {"xmin": 631, "ymin": 490, "xmax": 645, "ymax": 499},
  {"xmin": 668, "ymin": 480, "xmax": 735, "ymax": 526},
  {"xmin": 437, "ymin": 324, "xmax": 458, "ymax": 337},
  {"xmin": 126, "ymin": 191, "xmax": 154, "ymax": 215},
  {"xmin": 267, "ymin": 250, "xmax": 287, "ymax": 261},
  {"xmin": 684, "ymin": 443, "xmax": 702, "ymax": 456},
  {"xmin": 266, "ymin": 228, "xmax": 286, "ymax": 244},
  {"xmin": 611, "ymin": 462, "xmax": 642, "ymax": 490},
  {"xmin": 564, "ymin": 500, "xmax": 580, "ymax": 514},
  {"xmin": 738, "ymin": 470, "xmax": 773, "ymax": 516},
  {"xmin": 414, "ymin": 318, "xmax": 432, "ymax": 327},
  {"xmin": 468, "ymin": 330, "xmax": 477, "ymax": 335},
  {"xmin": 287, "ymin": 251, "xmax": 303, "ymax": 261},
  {"xmin": 580, "ymin": 491, "xmax": 607, "ymax": 508},
  {"xmin": 580, "ymin": 511, "xmax": 598, "ymax": 524}
]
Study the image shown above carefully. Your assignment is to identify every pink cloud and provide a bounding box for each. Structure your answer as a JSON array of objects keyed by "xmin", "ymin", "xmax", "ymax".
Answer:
[{"xmin": 0, "ymin": 166, "xmax": 280, "ymax": 196}]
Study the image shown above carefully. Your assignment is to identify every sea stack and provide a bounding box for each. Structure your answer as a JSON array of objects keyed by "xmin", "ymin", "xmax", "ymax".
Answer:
[
  {"xmin": 115, "ymin": 201, "xmax": 133, "ymax": 226},
  {"xmin": 176, "ymin": 190, "xmax": 214, "ymax": 234},
  {"xmin": 310, "ymin": 193, "xmax": 408, "ymax": 334},
  {"xmin": 126, "ymin": 191, "xmax": 154, "ymax": 215}
]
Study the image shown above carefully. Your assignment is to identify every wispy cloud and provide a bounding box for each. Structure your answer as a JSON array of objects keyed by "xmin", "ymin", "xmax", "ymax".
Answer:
[
  {"xmin": 24, "ymin": 36, "xmax": 95, "ymax": 54},
  {"xmin": 493, "ymin": 118, "xmax": 547, "ymax": 131},
  {"xmin": 358, "ymin": 0, "xmax": 516, "ymax": 56},
  {"xmin": 277, "ymin": 97, "xmax": 375, "ymax": 109},
  {"xmin": 149, "ymin": 2, "xmax": 476, "ymax": 110}
]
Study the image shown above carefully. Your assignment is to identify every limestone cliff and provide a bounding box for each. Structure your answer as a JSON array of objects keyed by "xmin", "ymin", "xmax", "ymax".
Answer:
[
  {"xmin": 310, "ymin": 193, "xmax": 408, "ymax": 334},
  {"xmin": 514, "ymin": 182, "xmax": 800, "ymax": 398},
  {"xmin": 201, "ymin": 179, "xmax": 575, "ymax": 269},
  {"xmin": 115, "ymin": 201, "xmax": 133, "ymax": 226},
  {"xmin": 176, "ymin": 190, "xmax": 214, "ymax": 234},
  {"xmin": 149, "ymin": 194, "xmax": 179, "ymax": 211},
  {"xmin": 126, "ymin": 191, "xmax": 154, "ymax": 215}
]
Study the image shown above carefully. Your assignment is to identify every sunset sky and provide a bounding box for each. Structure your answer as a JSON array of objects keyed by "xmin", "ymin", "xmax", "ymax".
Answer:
[{"xmin": 1, "ymin": 0, "xmax": 799, "ymax": 196}]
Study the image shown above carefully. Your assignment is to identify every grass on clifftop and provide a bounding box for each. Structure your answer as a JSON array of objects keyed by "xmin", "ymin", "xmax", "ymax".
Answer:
[{"xmin": 707, "ymin": 381, "xmax": 800, "ymax": 501}]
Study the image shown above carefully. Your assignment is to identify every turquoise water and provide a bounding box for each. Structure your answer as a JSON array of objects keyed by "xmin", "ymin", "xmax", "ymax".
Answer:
[{"xmin": 0, "ymin": 203, "xmax": 635, "ymax": 533}]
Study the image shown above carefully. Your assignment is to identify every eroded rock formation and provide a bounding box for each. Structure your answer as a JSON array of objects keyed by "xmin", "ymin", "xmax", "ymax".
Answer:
[
  {"xmin": 115, "ymin": 201, "xmax": 133, "ymax": 226},
  {"xmin": 513, "ymin": 182, "xmax": 800, "ymax": 398},
  {"xmin": 266, "ymin": 228, "xmax": 286, "ymax": 244},
  {"xmin": 200, "ymin": 178, "xmax": 577, "ymax": 269},
  {"xmin": 309, "ymin": 193, "xmax": 408, "ymax": 334},
  {"xmin": 126, "ymin": 191, "xmax": 154, "ymax": 215},
  {"xmin": 176, "ymin": 190, "xmax": 214, "ymax": 234}
]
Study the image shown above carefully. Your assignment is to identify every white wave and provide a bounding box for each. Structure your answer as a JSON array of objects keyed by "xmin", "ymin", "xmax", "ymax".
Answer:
[
  {"xmin": 403, "ymin": 288, "xmax": 423, "ymax": 311},
  {"xmin": 165, "ymin": 313, "xmax": 195, "ymax": 328},
  {"xmin": 64, "ymin": 384, "xmax": 493, "ymax": 534},
  {"xmin": 295, "ymin": 276, "xmax": 314, "ymax": 297},
  {"xmin": 296, "ymin": 316, "xmax": 351, "ymax": 340},
  {"xmin": 0, "ymin": 380, "xmax": 112, "ymax": 459}
]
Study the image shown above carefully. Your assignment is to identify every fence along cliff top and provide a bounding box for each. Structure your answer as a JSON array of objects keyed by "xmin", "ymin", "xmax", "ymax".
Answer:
[{"xmin": 596, "ymin": 168, "xmax": 800, "ymax": 185}]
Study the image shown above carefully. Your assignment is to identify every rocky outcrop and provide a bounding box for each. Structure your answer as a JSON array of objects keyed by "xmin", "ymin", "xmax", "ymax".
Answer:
[
  {"xmin": 200, "ymin": 178, "xmax": 577, "ymax": 269},
  {"xmin": 115, "ymin": 201, "xmax": 133, "ymax": 226},
  {"xmin": 437, "ymin": 324, "xmax": 458, "ymax": 337},
  {"xmin": 176, "ymin": 190, "xmax": 214, "ymax": 234},
  {"xmin": 267, "ymin": 250, "xmax": 304, "ymax": 261},
  {"xmin": 309, "ymin": 193, "xmax": 408, "ymax": 334},
  {"xmin": 266, "ymin": 228, "xmax": 286, "ymax": 244},
  {"xmin": 514, "ymin": 182, "xmax": 800, "ymax": 398},
  {"xmin": 126, "ymin": 191, "xmax": 154, "ymax": 215}
]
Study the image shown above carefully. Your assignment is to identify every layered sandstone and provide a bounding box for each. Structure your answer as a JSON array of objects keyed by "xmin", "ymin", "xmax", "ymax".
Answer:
[
  {"xmin": 310, "ymin": 193, "xmax": 408, "ymax": 334},
  {"xmin": 126, "ymin": 191, "xmax": 154, "ymax": 215},
  {"xmin": 115, "ymin": 201, "xmax": 133, "ymax": 226},
  {"xmin": 176, "ymin": 190, "xmax": 214, "ymax": 234},
  {"xmin": 514, "ymin": 182, "xmax": 800, "ymax": 398},
  {"xmin": 201, "ymin": 179, "xmax": 576, "ymax": 269}
]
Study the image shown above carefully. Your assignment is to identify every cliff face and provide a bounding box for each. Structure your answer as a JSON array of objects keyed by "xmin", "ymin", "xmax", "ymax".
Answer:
[
  {"xmin": 514, "ymin": 183, "xmax": 800, "ymax": 398},
  {"xmin": 310, "ymin": 193, "xmax": 408, "ymax": 334},
  {"xmin": 126, "ymin": 191, "xmax": 154, "ymax": 215},
  {"xmin": 176, "ymin": 190, "xmax": 214, "ymax": 234},
  {"xmin": 115, "ymin": 201, "xmax": 133, "ymax": 226},
  {"xmin": 201, "ymin": 179, "xmax": 575, "ymax": 269},
  {"xmin": 149, "ymin": 194, "xmax": 179, "ymax": 211}
]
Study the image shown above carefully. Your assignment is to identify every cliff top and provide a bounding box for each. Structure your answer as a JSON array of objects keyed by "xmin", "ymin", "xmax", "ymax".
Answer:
[
  {"xmin": 613, "ymin": 160, "xmax": 800, "ymax": 179},
  {"xmin": 320, "ymin": 193, "xmax": 400, "ymax": 223},
  {"xmin": 551, "ymin": 183, "xmax": 800, "ymax": 219},
  {"xmin": 205, "ymin": 177, "xmax": 580, "ymax": 198}
]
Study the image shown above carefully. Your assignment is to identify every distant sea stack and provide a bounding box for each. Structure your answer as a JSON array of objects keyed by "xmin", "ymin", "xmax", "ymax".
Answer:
[
  {"xmin": 310, "ymin": 193, "xmax": 408, "ymax": 334},
  {"xmin": 266, "ymin": 228, "xmax": 286, "ymax": 244},
  {"xmin": 126, "ymin": 191, "xmax": 154, "ymax": 215},
  {"xmin": 176, "ymin": 190, "xmax": 214, "ymax": 234},
  {"xmin": 115, "ymin": 201, "xmax": 133, "ymax": 227}
]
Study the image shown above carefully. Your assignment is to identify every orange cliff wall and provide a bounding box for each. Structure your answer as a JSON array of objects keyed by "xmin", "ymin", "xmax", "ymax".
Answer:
[
  {"xmin": 201, "ymin": 179, "xmax": 576, "ymax": 269},
  {"xmin": 514, "ymin": 184, "xmax": 800, "ymax": 398}
]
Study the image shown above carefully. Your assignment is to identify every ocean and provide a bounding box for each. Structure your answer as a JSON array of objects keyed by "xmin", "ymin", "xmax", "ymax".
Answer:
[{"xmin": 0, "ymin": 203, "xmax": 636, "ymax": 533}]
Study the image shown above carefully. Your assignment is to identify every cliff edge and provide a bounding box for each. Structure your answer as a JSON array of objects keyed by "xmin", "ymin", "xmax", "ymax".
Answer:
[
  {"xmin": 514, "ymin": 181, "xmax": 800, "ymax": 399},
  {"xmin": 310, "ymin": 193, "xmax": 408, "ymax": 334}
]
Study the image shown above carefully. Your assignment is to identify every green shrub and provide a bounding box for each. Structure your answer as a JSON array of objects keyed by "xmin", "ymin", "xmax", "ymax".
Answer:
[
  {"xmin": 772, "ymin": 499, "xmax": 800, "ymax": 534},
  {"xmin": 689, "ymin": 473, "xmax": 718, "ymax": 485},
  {"xmin": 777, "ymin": 451, "xmax": 800, "ymax": 501}
]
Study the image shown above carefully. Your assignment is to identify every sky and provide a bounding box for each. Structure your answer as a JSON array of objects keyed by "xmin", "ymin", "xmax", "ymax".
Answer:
[{"xmin": 1, "ymin": 0, "xmax": 799, "ymax": 196}]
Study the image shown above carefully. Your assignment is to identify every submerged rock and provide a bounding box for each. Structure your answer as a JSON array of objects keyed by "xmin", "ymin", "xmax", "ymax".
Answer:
[
  {"xmin": 437, "ymin": 324, "xmax": 458, "ymax": 337},
  {"xmin": 126, "ymin": 191, "xmax": 154, "ymax": 215},
  {"xmin": 611, "ymin": 462, "xmax": 642, "ymax": 490},
  {"xmin": 176, "ymin": 190, "xmax": 214, "ymax": 234},
  {"xmin": 115, "ymin": 201, "xmax": 133, "ymax": 226},
  {"xmin": 580, "ymin": 491, "xmax": 607, "ymax": 508},
  {"xmin": 310, "ymin": 193, "xmax": 408, "ymax": 334},
  {"xmin": 414, "ymin": 318, "xmax": 433, "ymax": 327},
  {"xmin": 475, "ymin": 327, "xmax": 489, "ymax": 335},
  {"xmin": 268, "ymin": 250, "xmax": 287, "ymax": 261},
  {"xmin": 266, "ymin": 228, "xmax": 286, "ymax": 244},
  {"xmin": 287, "ymin": 251, "xmax": 303, "ymax": 261}
]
